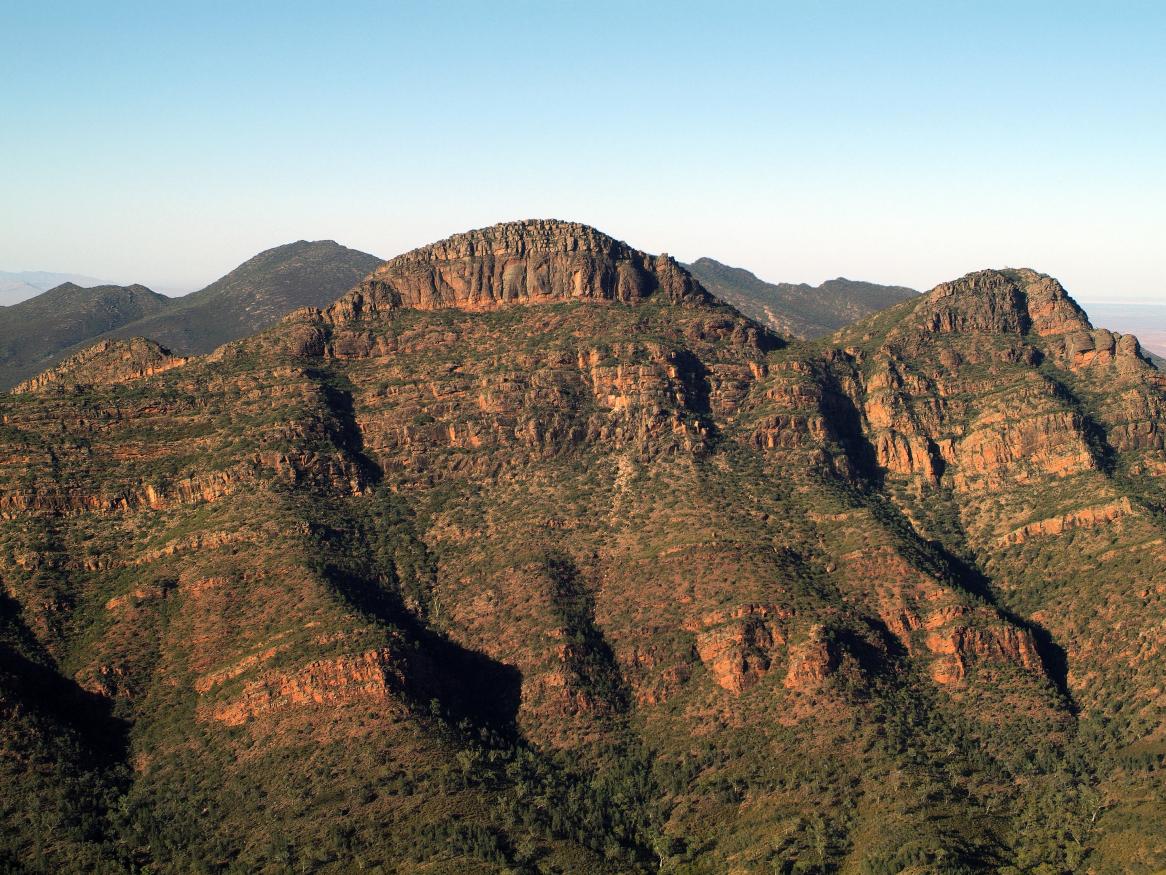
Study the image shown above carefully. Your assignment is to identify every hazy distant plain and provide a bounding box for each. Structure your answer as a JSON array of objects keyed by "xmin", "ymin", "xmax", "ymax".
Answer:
[{"xmin": 1083, "ymin": 302, "xmax": 1166, "ymax": 358}]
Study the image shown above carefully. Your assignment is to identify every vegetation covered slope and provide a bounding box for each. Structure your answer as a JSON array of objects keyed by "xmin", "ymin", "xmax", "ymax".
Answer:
[
  {"xmin": 685, "ymin": 256, "xmax": 917, "ymax": 339},
  {"xmin": 0, "ymin": 221, "xmax": 1164, "ymax": 873},
  {"xmin": 0, "ymin": 283, "xmax": 171, "ymax": 389},
  {"xmin": 0, "ymin": 241, "xmax": 381, "ymax": 391}
]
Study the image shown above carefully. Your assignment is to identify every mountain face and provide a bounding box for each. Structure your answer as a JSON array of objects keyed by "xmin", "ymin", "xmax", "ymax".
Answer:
[
  {"xmin": 686, "ymin": 256, "xmax": 918, "ymax": 339},
  {"xmin": 1, "ymin": 222, "xmax": 1164, "ymax": 873},
  {"xmin": 0, "ymin": 283, "xmax": 172, "ymax": 389},
  {"xmin": 0, "ymin": 241, "xmax": 382, "ymax": 391}
]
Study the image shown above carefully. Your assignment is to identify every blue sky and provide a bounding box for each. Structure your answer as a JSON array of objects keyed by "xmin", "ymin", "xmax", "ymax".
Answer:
[{"xmin": 1, "ymin": 1, "xmax": 1163, "ymax": 299}]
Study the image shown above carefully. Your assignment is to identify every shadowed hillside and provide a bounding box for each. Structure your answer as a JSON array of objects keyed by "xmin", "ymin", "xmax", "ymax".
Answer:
[{"xmin": 87, "ymin": 240, "xmax": 382, "ymax": 355}]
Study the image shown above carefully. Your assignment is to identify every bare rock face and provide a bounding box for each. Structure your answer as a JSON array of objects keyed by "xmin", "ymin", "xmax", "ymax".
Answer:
[
  {"xmin": 320, "ymin": 219, "xmax": 711, "ymax": 323},
  {"xmin": 783, "ymin": 626, "xmax": 836, "ymax": 691},
  {"xmin": 911, "ymin": 268, "xmax": 1091, "ymax": 337},
  {"xmin": 692, "ymin": 604, "xmax": 790, "ymax": 693},
  {"xmin": 202, "ymin": 647, "xmax": 410, "ymax": 727},
  {"xmin": 11, "ymin": 337, "xmax": 187, "ymax": 394},
  {"xmin": 1050, "ymin": 326, "xmax": 1151, "ymax": 373},
  {"xmin": 922, "ymin": 607, "xmax": 1043, "ymax": 685}
]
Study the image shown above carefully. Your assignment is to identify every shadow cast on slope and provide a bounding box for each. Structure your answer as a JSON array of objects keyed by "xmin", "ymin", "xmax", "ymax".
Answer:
[
  {"xmin": 925, "ymin": 541, "xmax": 1074, "ymax": 709},
  {"xmin": 0, "ymin": 593, "xmax": 131, "ymax": 767},
  {"xmin": 818, "ymin": 374, "xmax": 884, "ymax": 486},
  {"xmin": 544, "ymin": 551, "xmax": 630, "ymax": 714},
  {"xmin": 669, "ymin": 349, "xmax": 720, "ymax": 447},
  {"xmin": 297, "ymin": 367, "xmax": 524, "ymax": 735},
  {"xmin": 309, "ymin": 368, "xmax": 385, "ymax": 489},
  {"xmin": 320, "ymin": 555, "xmax": 523, "ymax": 735}
]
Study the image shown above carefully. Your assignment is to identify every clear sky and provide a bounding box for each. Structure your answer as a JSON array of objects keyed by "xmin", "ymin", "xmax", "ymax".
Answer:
[{"xmin": 1, "ymin": 1, "xmax": 1163, "ymax": 300}]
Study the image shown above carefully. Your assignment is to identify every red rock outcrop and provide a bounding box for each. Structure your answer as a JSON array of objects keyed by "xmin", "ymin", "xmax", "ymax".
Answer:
[
  {"xmin": 783, "ymin": 625, "xmax": 837, "ymax": 691},
  {"xmin": 924, "ymin": 612, "xmax": 1042, "ymax": 685},
  {"xmin": 999, "ymin": 497, "xmax": 1135, "ymax": 545},
  {"xmin": 691, "ymin": 604, "xmax": 791, "ymax": 693},
  {"xmin": 319, "ymin": 219, "xmax": 711, "ymax": 323},
  {"xmin": 204, "ymin": 648, "xmax": 409, "ymax": 727},
  {"xmin": 1052, "ymin": 327, "xmax": 1149, "ymax": 373}
]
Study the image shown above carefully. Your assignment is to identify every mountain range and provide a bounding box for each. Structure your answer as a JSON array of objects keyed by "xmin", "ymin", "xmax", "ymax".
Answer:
[
  {"xmin": 684, "ymin": 257, "xmax": 919, "ymax": 338},
  {"xmin": 0, "ymin": 241, "xmax": 382, "ymax": 391},
  {"xmin": 1, "ymin": 220, "xmax": 1164, "ymax": 873},
  {"xmin": 0, "ymin": 270, "xmax": 109, "ymax": 307}
]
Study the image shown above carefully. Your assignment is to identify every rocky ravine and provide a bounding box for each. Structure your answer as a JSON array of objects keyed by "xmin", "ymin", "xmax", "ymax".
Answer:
[{"xmin": 1, "ymin": 220, "xmax": 1164, "ymax": 874}]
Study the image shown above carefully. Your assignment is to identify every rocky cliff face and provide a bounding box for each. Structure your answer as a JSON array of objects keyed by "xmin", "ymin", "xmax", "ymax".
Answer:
[
  {"xmin": 323, "ymin": 220, "xmax": 709, "ymax": 322},
  {"xmin": 1, "ymin": 224, "xmax": 1164, "ymax": 873}
]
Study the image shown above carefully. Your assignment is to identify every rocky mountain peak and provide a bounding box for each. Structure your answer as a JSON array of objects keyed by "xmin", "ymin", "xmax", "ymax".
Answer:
[
  {"xmin": 321, "ymin": 219, "xmax": 711, "ymax": 323},
  {"xmin": 841, "ymin": 267, "xmax": 1153, "ymax": 375},
  {"xmin": 394, "ymin": 219, "xmax": 631, "ymax": 262},
  {"xmin": 913, "ymin": 268, "xmax": 1092, "ymax": 337}
]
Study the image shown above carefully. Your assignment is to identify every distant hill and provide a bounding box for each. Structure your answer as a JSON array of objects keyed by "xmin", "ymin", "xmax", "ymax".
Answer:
[
  {"xmin": 685, "ymin": 256, "xmax": 917, "ymax": 338},
  {"xmin": 0, "ymin": 240, "xmax": 382, "ymax": 390},
  {"xmin": 0, "ymin": 283, "xmax": 172, "ymax": 388},
  {"xmin": 0, "ymin": 270, "xmax": 108, "ymax": 306},
  {"xmin": 85, "ymin": 240, "xmax": 382, "ymax": 356}
]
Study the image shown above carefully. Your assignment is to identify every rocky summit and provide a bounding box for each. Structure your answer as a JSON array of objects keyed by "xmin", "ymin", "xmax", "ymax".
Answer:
[
  {"xmin": 1, "ymin": 221, "xmax": 1165, "ymax": 874},
  {"xmin": 322, "ymin": 219, "xmax": 709, "ymax": 320}
]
